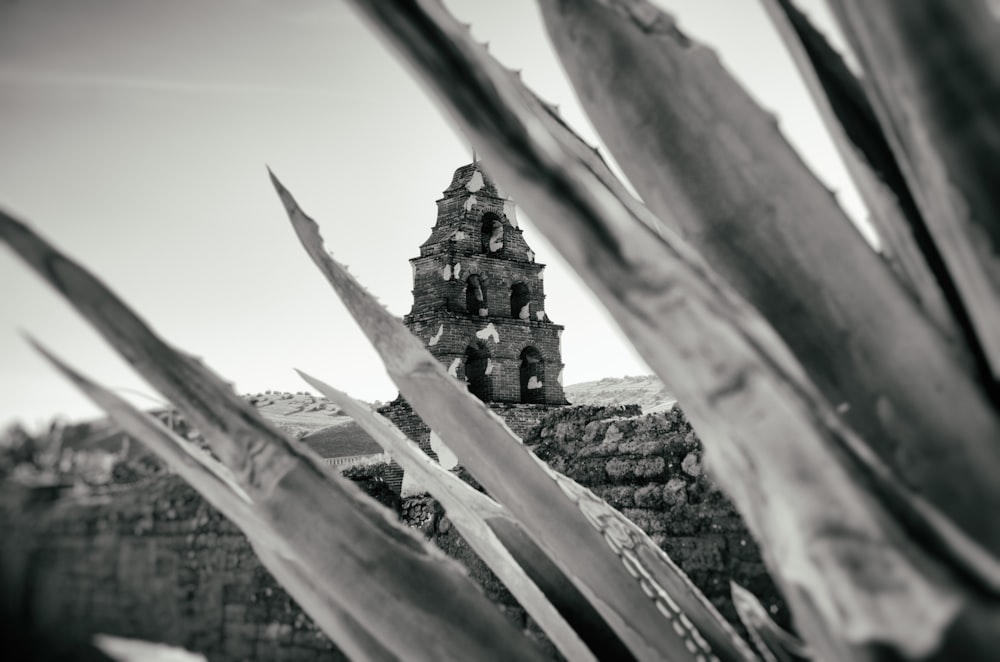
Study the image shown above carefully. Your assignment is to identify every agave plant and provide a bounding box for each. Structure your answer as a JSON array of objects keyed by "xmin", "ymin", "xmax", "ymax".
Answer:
[{"xmin": 3, "ymin": 0, "xmax": 1000, "ymax": 660}]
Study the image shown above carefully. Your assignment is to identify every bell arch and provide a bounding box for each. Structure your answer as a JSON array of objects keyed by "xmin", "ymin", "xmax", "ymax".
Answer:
[
  {"xmin": 465, "ymin": 274, "xmax": 488, "ymax": 317},
  {"xmin": 510, "ymin": 282, "xmax": 531, "ymax": 319},
  {"xmin": 465, "ymin": 340, "xmax": 492, "ymax": 402},
  {"xmin": 519, "ymin": 346, "xmax": 546, "ymax": 404},
  {"xmin": 480, "ymin": 212, "xmax": 504, "ymax": 254}
]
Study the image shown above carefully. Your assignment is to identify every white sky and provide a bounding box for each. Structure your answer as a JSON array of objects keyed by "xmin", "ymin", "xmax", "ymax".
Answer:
[{"xmin": 0, "ymin": 0, "xmax": 864, "ymax": 430}]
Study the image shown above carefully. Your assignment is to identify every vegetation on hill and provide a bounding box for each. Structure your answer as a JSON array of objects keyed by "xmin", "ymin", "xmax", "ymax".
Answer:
[
  {"xmin": 300, "ymin": 420, "xmax": 383, "ymax": 458},
  {"xmin": 244, "ymin": 391, "xmax": 348, "ymax": 439},
  {"xmin": 564, "ymin": 375, "xmax": 676, "ymax": 413}
]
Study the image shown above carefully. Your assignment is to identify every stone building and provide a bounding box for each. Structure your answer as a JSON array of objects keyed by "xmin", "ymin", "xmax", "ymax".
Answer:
[
  {"xmin": 404, "ymin": 162, "xmax": 566, "ymax": 405},
  {"xmin": 379, "ymin": 162, "xmax": 569, "ymax": 484}
]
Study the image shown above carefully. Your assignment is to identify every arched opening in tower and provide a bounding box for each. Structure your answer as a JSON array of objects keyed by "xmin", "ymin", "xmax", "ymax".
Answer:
[
  {"xmin": 465, "ymin": 274, "xmax": 488, "ymax": 316},
  {"xmin": 510, "ymin": 282, "xmax": 531, "ymax": 319},
  {"xmin": 480, "ymin": 212, "xmax": 504, "ymax": 254},
  {"xmin": 519, "ymin": 346, "xmax": 546, "ymax": 404},
  {"xmin": 465, "ymin": 341, "xmax": 492, "ymax": 402}
]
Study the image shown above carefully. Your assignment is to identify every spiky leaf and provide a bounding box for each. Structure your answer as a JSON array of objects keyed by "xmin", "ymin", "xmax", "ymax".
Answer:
[
  {"xmin": 827, "ymin": 0, "xmax": 1000, "ymax": 383},
  {"xmin": 0, "ymin": 210, "xmax": 547, "ymax": 662},
  {"xmin": 273, "ymin": 173, "xmax": 757, "ymax": 661},
  {"xmin": 536, "ymin": 0, "xmax": 1000, "ymax": 559},
  {"xmin": 761, "ymin": 0, "xmax": 958, "ymax": 337},
  {"xmin": 340, "ymin": 2, "xmax": 1000, "ymax": 657}
]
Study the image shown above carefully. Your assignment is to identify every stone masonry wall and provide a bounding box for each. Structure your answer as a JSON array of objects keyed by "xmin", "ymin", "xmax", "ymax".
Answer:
[
  {"xmin": 379, "ymin": 398, "xmax": 566, "ymax": 452},
  {"xmin": 0, "ymin": 404, "xmax": 787, "ymax": 660},
  {"xmin": 384, "ymin": 405, "xmax": 789, "ymax": 650},
  {"xmin": 0, "ymin": 478, "xmax": 347, "ymax": 662},
  {"xmin": 526, "ymin": 405, "xmax": 790, "ymax": 633},
  {"xmin": 377, "ymin": 398, "xmax": 566, "ymax": 493}
]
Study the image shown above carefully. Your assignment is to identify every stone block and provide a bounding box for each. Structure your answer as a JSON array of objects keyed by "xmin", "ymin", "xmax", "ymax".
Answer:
[{"xmin": 633, "ymin": 483, "xmax": 662, "ymax": 508}]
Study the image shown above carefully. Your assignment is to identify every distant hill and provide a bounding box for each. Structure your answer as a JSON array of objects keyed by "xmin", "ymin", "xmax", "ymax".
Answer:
[
  {"xmin": 251, "ymin": 392, "xmax": 387, "ymax": 458},
  {"xmin": 248, "ymin": 391, "xmax": 350, "ymax": 439},
  {"xmin": 299, "ymin": 420, "xmax": 383, "ymax": 459},
  {"xmin": 564, "ymin": 375, "xmax": 676, "ymax": 413}
]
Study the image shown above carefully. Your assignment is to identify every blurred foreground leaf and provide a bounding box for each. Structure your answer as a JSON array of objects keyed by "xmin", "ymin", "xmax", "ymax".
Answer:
[
  {"xmin": 1, "ymin": 210, "xmax": 547, "ymax": 662},
  {"xmin": 341, "ymin": 1, "xmax": 1000, "ymax": 658}
]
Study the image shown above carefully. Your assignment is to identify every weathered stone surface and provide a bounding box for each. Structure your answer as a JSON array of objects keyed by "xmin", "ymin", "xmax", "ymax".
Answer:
[
  {"xmin": 528, "ymin": 404, "xmax": 789, "ymax": 634},
  {"xmin": 377, "ymin": 398, "xmax": 566, "ymax": 494},
  {"xmin": 0, "ymin": 477, "xmax": 347, "ymax": 661},
  {"xmin": 0, "ymin": 402, "xmax": 789, "ymax": 659}
]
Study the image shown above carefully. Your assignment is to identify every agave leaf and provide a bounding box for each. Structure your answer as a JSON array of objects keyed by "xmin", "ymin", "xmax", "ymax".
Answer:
[
  {"xmin": 296, "ymin": 370, "xmax": 601, "ymax": 662},
  {"xmin": 536, "ymin": 0, "xmax": 1000, "ymax": 557},
  {"xmin": 476, "ymin": 514, "xmax": 636, "ymax": 662},
  {"xmin": 763, "ymin": 0, "xmax": 1000, "ymax": 413},
  {"xmin": 339, "ymin": 2, "xmax": 1000, "ymax": 657},
  {"xmin": 274, "ymin": 174, "xmax": 756, "ymax": 662},
  {"xmin": 30, "ymin": 340, "xmax": 399, "ymax": 661},
  {"xmin": 25, "ymin": 339, "xmax": 257, "ymax": 531},
  {"xmin": 730, "ymin": 582, "xmax": 811, "ymax": 662},
  {"xmin": 826, "ymin": 0, "xmax": 1000, "ymax": 384},
  {"xmin": 0, "ymin": 212, "xmax": 547, "ymax": 662},
  {"xmin": 92, "ymin": 635, "xmax": 208, "ymax": 662},
  {"xmin": 535, "ymin": 456, "xmax": 758, "ymax": 660},
  {"xmin": 760, "ymin": 0, "xmax": 957, "ymax": 335}
]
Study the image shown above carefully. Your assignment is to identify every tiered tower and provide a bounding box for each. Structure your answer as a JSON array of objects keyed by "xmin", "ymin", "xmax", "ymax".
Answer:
[
  {"xmin": 376, "ymin": 162, "xmax": 569, "ymax": 491},
  {"xmin": 403, "ymin": 163, "xmax": 567, "ymax": 405}
]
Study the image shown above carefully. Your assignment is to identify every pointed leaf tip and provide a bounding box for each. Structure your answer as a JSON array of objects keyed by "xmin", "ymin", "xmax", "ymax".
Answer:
[
  {"xmin": 268, "ymin": 171, "xmax": 283, "ymax": 193},
  {"xmin": 267, "ymin": 169, "xmax": 307, "ymax": 223},
  {"xmin": 25, "ymin": 335, "xmax": 70, "ymax": 375},
  {"xmin": 0, "ymin": 208, "xmax": 35, "ymax": 246},
  {"xmin": 269, "ymin": 175, "xmax": 330, "ymax": 247},
  {"xmin": 24, "ymin": 336, "xmax": 103, "ymax": 400}
]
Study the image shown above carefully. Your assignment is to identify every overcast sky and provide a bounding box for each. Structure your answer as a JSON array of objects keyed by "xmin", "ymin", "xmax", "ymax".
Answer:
[{"xmin": 0, "ymin": 0, "xmax": 864, "ymax": 429}]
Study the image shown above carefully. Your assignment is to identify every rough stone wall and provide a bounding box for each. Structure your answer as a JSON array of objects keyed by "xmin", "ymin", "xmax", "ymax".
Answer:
[
  {"xmin": 377, "ymin": 398, "xmax": 434, "ymax": 456},
  {"xmin": 0, "ymin": 404, "xmax": 787, "ymax": 660},
  {"xmin": 0, "ymin": 467, "xmax": 555, "ymax": 661},
  {"xmin": 526, "ymin": 405, "xmax": 790, "ymax": 632},
  {"xmin": 377, "ymin": 398, "xmax": 567, "ymax": 492},
  {"xmin": 379, "ymin": 398, "xmax": 566, "ymax": 451},
  {"xmin": 392, "ymin": 398, "xmax": 791, "ymax": 651},
  {"xmin": 488, "ymin": 402, "xmax": 570, "ymax": 439},
  {"xmin": 0, "ymin": 478, "xmax": 346, "ymax": 662}
]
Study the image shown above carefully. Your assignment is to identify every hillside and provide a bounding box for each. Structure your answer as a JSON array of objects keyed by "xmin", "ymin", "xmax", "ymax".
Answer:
[
  {"xmin": 247, "ymin": 391, "xmax": 350, "ymax": 438},
  {"xmin": 564, "ymin": 375, "xmax": 676, "ymax": 413},
  {"xmin": 299, "ymin": 420, "xmax": 383, "ymax": 458},
  {"xmin": 250, "ymin": 392, "xmax": 387, "ymax": 458}
]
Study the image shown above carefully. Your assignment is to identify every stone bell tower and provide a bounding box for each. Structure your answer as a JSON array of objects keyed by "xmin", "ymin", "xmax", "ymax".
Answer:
[{"xmin": 403, "ymin": 162, "xmax": 567, "ymax": 405}]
